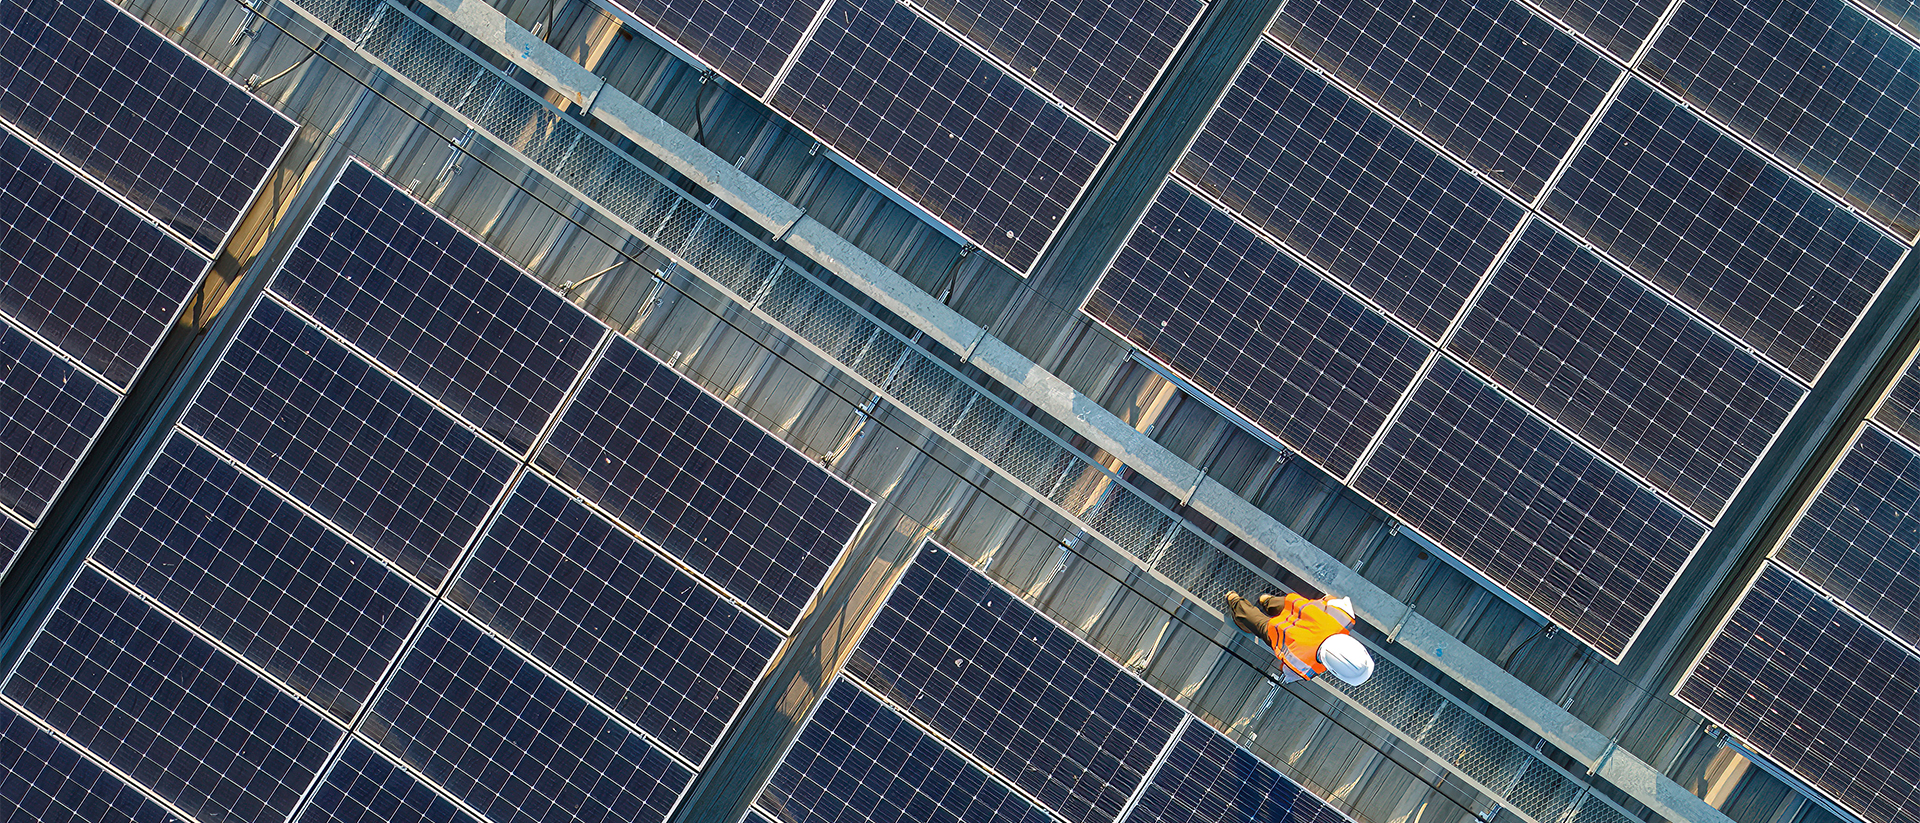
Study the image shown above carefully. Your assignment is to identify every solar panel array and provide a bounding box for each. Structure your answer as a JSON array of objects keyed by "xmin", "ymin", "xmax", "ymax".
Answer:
[
  {"xmin": 0, "ymin": 0, "xmax": 288, "ymax": 579},
  {"xmin": 1679, "ymin": 563, "xmax": 1920, "ymax": 823},
  {"xmin": 0, "ymin": 0, "xmax": 296, "ymax": 253},
  {"xmin": 0, "ymin": 161, "xmax": 871, "ymax": 823},
  {"xmin": 1086, "ymin": 0, "xmax": 1912, "ymax": 660},
  {"xmin": 609, "ymin": 0, "xmax": 1202, "ymax": 271},
  {"xmin": 753, "ymin": 544, "xmax": 1353, "ymax": 823},
  {"xmin": 1644, "ymin": 0, "xmax": 1920, "ymax": 240}
]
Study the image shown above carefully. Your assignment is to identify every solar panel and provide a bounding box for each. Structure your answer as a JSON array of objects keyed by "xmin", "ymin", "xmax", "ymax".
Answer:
[
  {"xmin": 0, "ymin": 705, "xmax": 177, "ymax": 823},
  {"xmin": 1353, "ymin": 358, "xmax": 1706, "ymax": 658},
  {"xmin": 449, "ymin": 475, "xmax": 784, "ymax": 764},
  {"xmin": 0, "ymin": 0, "xmax": 296, "ymax": 252},
  {"xmin": 537, "ymin": 334, "xmax": 870, "ymax": 630},
  {"xmin": 365, "ymin": 606, "xmax": 694, "ymax": 823},
  {"xmin": 1644, "ymin": 0, "xmax": 1920, "ymax": 239},
  {"xmin": 0, "ymin": 321, "xmax": 118, "ymax": 524},
  {"xmin": 1545, "ymin": 79, "xmax": 1906, "ymax": 383},
  {"xmin": 1268, "ymin": 0, "xmax": 1618, "ymax": 201},
  {"xmin": 1878, "ymin": 357, "xmax": 1920, "ymax": 446},
  {"xmin": 910, "ymin": 0, "xmax": 1203, "ymax": 136},
  {"xmin": 1180, "ymin": 41, "xmax": 1524, "ymax": 340},
  {"xmin": 182, "ymin": 298, "xmax": 520, "ymax": 587},
  {"xmin": 846, "ymin": 545, "xmax": 1185, "ymax": 823},
  {"xmin": 0, "ymin": 511, "xmax": 23, "ymax": 576},
  {"xmin": 1123, "ymin": 720, "xmax": 1350, "ymax": 823},
  {"xmin": 1862, "ymin": 0, "xmax": 1920, "ymax": 40},
  {"xmin": 612, "ymin": 0, "xmax": 824, "ymax": 96},
  {"xmin": 2, "ymin": 566, "xmax": 343, "ymax": 823},
  {"xmin": 88, "ymin": 433, "xmax": 432, "ymax": 721},
  {"xmin": 1678, "ymin": 563, "xmax": 1920, "ymax": 823},
  {"xmin": 1450, "ymin": 220, "xmax": 1805, "ymax": 519},
  {"xmin": 1524, "ymin": 0, "xmax": 1662, "ymax": 61},
  {"xmin": 1772, "ymin": 425, "xmax": 1920, "ymax": 650},
  {"xmin": 296, "ymin": 740, "xmax": 483, "ymax": 823},
  {"xmin": 0, "ymin": 130, "xmax": 209, "ymax": 387},
  {"xmin": 272, "ymin": 162, "xmax": 605, "ymax": 456},
  {"xmin": 770, "ymin": 0, "xmax": 1111, "ymax": 271},
  {"xmin": 1084, "ymin": 180, "xmax": 1431, "ymax": 477},
  {"xmin": 756, "ymin": 678, "xmax": 1056, "ymax": 823}
]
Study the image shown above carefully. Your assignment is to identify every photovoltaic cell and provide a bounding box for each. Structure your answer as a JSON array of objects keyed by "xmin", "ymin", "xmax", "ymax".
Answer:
[
  {"xmin": 771, "ymin": 0, "xmax": 1110, "ymax": 271},
  {"xmin": 2, "ymin": 567, "xmax": 343, "ymax": 823},
  {"xmin": 1877, "ymin": 356, "xmax": 1920, "ymax": 446},
  {"xmin": 1180, "ymin": 41, "xmax": 1523, "ymax": 339},
  {"xmin": 1450, "ymin": 221, "xmax": 1804, "ymax": 519},
  {"xmin": 0, "ymin": 131, "xmax": 208, "ymax": 386},
  {"xmin": 745, "ymin": 809, "xmax": 774, "ymax": 823},
  {"xmin": 612, "ymin": 0, "xmax": 825, "ymax": 96},
  {"xmin": 0, "ymin": 0, "xmax": 295, "ymax": 251},
  {"xmin": 1678, "ymin": 563, "xmax": 1920, "ymax": 823},
  {"xmin": 538, "ymin": 335, "xmax": 869, "ymax": 629},
  {"xmin": 756, "ymin": 678, "xmax": 1055, "ymax": 823},
  {"xmin": 272, "ymin": 162, "xmax": 604, "ymax": 455},
  {"xmin": 1545, "ymin": 79, "xmax": 1905, "ymax": 382},
  {"xmin": 1085, "ymin": 181, "xmax": 1431, "ymax": 477},
  {"xmin": 1526, "ymin": 0, "xmax": 1663, "ymax": 61},
  {"xmin": 0, "ymin": 322, "xmax": 117, "ymax": 524},
  {"xmin": 450, "ymin": 475, "xmax": 783, "ymax": 764},
  {"xmin": 1773, "ymin": 425, "xmax": 1920, "ymax": 650},
  {"xmin": 0, "ymin": 706, "xmax": 175, "ymax": 823},
  {"xmin": 1122, "ymin": 721, "xmax": 1349, "ymax": 823},
  {"xmin": 1354, "ymin": 358, "xmax": 1705, "ymax": 657},
  {"xmin": 846, "ymin": 546, "xmax": 1185, "ymax": 823},
  {"xmin": 1645, "ymin": 0, "xmax": 1920, "ymax": 239},
  {"xmin": 365, "ymin": 607, "xmax": 694, "ymax": 823},
  {"xmin": 1269, "ymin": 0, "xmax": 1618, "ymax": 201},
  {"xmin": 182, "ymin": 299, "xmax": 519, "ymax": 587},
  {"xmin": 296, "ymin": 740, "xmax": 482, "ymax": 823},
  {"xmin": 89, "ymin": 434, "xmax": 431, "ymax": 721},
  {"xmin": 910, "ymin": 0, "xmax": 1202, "ymax": 136}
]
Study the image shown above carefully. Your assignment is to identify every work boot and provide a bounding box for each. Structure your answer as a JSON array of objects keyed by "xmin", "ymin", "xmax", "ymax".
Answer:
[
  {"xmin": 1225, "ymin": 591, "xmax": 1242, "ymax": 604},
  {"xmin": 1259, "ymin": 593, "xmax": 1281, "ymax": 614}
]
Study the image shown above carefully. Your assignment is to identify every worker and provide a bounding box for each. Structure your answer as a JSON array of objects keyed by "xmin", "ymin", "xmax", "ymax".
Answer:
[{"xmin": 1226, "ymin": 590, "xmax": 1374, "ymax": 685}]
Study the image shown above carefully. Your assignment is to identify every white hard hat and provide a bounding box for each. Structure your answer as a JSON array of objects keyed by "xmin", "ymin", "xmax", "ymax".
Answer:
[{"xmin": 1318, "ymin": 634, "xmax": 1374, "ymax": 685}]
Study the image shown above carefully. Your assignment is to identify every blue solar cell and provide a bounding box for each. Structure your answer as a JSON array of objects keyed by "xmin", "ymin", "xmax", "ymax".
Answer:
[
  {"xmin": 847, "ymin": 546, "xmax": 1185, "ymax": 823},
  {"xmin": 1773, "ymin": 425, "xmax": 1920, "ymax": 651},
  {"xmin": 912, "ymin": 0, "xmax": 1202, "ymax": 136},
  {"xmin": 89, "ymin": 433, "xmax": 432, "ymax": 721},
  {"xmin": 1122, "ymin": 720, "xmax": 1349, "ymax": 823},
  {"xmin": 366, "ymin": 607, "xmax": 693, "ymax": 823},
  {"xmin": 295, "ymin": 739, "xmax": 483, "ymax": 823},
  {"xmin": 537, "ymin": 335, "xmax": 869, "ymax": 629},
  {"xmin": 0, "ymin": 511, "xmax": 24, "ymax": 576},
  {"xmin": 182, "ymin": 298, "xmax": 518, "ymax": 587},
  {"xmin": 0, "ymin": 131, "xmax": 208, "ymax": 386},
  {"xmin": 450, "ymin": 475, "xmax": 783, "ymax": 764},
  {"xmin": 0, "ymin": 321, "xmax": 117, "ymax": 524},
  {"xmin": 1878, "ymin": 358, "xmax": 1920, "ymax": 446},
  {"xmin": 611, "ymin": 0, "xmax": 823, "ymax": 96},
  {"xmin": 1085, "ymin": 181, "xmax": 1431, "ymax": 477},
  {"xmin": 1451, "ymin": 220, "xmax": 1804, "ymax": 519},
  {"xmin": 1180, "ymin": 40, "xmax": 1523, "ymax": 340},
  {"xmin": 2, "ymin": 567, "xmax": 343, "ymax": 823},
  {"xmin": 771, "ymin": 0, "xmax": 1111, "ymax": 271},
  {"xmin": 1353, "ymin": 358, "xmax": 1705, "ymax": 658},
  {"xmin": 0, "ymin": 0, "xmax": 295, "ymax": 251},
  {"xmin": 1645, "ymin": 0, "xmax": 1920, "ymax": 239},
  {"xmin": 0, "ymin": 705, "xmax": 175, "ymax": 823},
  {"xmin": 1270, "ymin": 0, "xmax": 1618, "ymax": 200},
  {"xmin": 1527, "ymin": 0, "xmax": 1663, "ymax": 61},
  {"xmin": 1545, "ymin": 79, "xmax": 1905, "ymax": 382},
  {"xmin": 1679, "ymin": 563, "xmax": 1920, "ymax": 823},
  {"xmin": 273, "ymin": 163, "xmax": 605, "ymax": 455},
  {"xmin": 758, "ymin": 678, "xmax": 1055, "ymax": 823},
  {"xmin": 744, "ymin": 809, "xmax": 775, "ymax": 823}
]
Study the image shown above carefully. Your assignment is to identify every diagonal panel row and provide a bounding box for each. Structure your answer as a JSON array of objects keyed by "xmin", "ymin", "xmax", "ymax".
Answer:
[{"xmin": 0, "ymin": 161, "xmax": 870, "ymax": 823}]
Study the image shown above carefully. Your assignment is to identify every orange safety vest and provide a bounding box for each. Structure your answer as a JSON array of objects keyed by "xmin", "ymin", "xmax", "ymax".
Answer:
[{"xmin": 1266, "ymin": 594, "xmax": 1357, "ymax": 678}]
